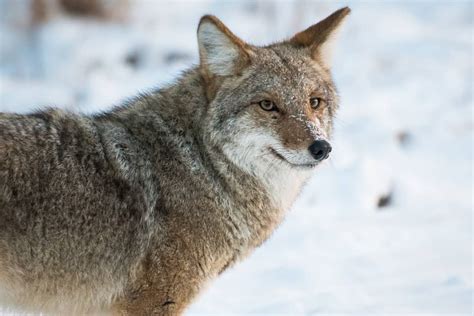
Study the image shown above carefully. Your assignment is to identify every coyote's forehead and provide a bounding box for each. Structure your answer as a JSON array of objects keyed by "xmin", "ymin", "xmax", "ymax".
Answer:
[{"xmin": 245, "ymin": 45, "xmax": 338, "ymax": 113}]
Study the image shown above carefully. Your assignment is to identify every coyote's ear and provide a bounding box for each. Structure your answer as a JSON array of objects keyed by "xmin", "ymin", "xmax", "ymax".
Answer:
[
  {"xmin": 197, "ymin": 15, "xmax": 252, "ymax": 78},
  {"xmin": 290, "ymin": 7, "xmax": 350, "ymax": 68}
]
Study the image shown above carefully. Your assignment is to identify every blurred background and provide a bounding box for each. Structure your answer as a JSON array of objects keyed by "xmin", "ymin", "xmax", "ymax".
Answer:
[{"xmin": 0, "ymin": 0, "xmax": 472, "ymax": 314}]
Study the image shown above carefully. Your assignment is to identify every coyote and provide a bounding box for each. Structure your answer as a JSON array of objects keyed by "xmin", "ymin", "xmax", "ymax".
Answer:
[{"xmin": 0, "ymin": 7, "xmax": 350, "ymax": 315}]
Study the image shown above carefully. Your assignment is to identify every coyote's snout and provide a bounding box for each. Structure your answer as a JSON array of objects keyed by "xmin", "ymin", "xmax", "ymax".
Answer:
[
  {"xmin": 309, "ymin": 139, "xmax": 332, "ymax": 161},
  {"xmin": 0, "ymin": 7, "xmax": 350, "ymax": 315}
]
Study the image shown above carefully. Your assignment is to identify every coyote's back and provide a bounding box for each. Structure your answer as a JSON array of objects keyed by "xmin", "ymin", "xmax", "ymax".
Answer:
[{"xmin": 0, "ymin": 111, "xmax": 149, "ymax": 312}]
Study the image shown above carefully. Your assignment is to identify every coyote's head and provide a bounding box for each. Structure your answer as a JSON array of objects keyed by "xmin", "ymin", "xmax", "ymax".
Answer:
[{"xmin": 198, "ymin": 8, "xmax": 350, "ymax": 198}]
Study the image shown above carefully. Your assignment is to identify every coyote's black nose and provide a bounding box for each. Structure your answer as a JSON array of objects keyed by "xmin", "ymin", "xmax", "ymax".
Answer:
[{"xmin": 308, "ymin": 140, "xmax": 332, "ymax": 161}]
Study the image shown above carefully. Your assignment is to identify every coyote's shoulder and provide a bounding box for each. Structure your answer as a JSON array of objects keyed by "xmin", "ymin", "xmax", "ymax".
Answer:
[{"xmin": 0, "ymin": 7, "xmax": 350, "ymax": 315}]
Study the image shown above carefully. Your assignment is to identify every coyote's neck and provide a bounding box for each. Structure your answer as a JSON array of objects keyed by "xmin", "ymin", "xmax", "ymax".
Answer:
[
  {"xmin": 225, "ymin": 148, "xmax": 311, "ymax": 211},
  {"xmin": 260, "ymin": 165, "xmax": 311, "ymax": 211}
]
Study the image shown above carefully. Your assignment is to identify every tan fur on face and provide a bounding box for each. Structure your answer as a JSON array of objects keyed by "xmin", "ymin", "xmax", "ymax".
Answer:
[{"xmin": 236, "ymin": 45, "xmax": 335, "ymax": 152}]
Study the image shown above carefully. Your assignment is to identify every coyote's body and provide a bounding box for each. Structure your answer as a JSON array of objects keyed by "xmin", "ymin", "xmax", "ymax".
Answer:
[{"xmin": 0, "ymin": 8, "xmax": 350, "ymax": 315}]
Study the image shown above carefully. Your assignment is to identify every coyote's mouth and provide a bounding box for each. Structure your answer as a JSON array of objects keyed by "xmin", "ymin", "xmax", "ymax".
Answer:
[{"xmin": 268, "ymin": 147, "xmax": 317, "ymax": 169}]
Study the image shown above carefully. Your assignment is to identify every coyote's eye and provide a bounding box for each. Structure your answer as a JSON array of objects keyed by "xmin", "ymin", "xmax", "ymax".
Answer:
[
  {"xmin": 259, "ymin": 100, "xmax": 277, "ymax": 111},
  {"xmin": 310, "ymin": 97, "xmax": 322, "ymax": 110}
]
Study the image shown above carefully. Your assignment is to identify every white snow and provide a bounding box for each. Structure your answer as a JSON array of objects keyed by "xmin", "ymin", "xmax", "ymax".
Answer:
[{"xmin": 0, "ymin": 0, "xmax": 472, "ymax": 315}]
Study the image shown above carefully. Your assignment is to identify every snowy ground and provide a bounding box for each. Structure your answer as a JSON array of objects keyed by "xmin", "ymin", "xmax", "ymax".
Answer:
[{"xmin": 0, "ymin": 0, "xmax": 472, "ymax": 315}]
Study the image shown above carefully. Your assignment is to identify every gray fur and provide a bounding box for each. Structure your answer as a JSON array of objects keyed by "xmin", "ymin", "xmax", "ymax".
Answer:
[{"xmin": 0, "ymin": 9, "xmax": 349, "ymax": 315}]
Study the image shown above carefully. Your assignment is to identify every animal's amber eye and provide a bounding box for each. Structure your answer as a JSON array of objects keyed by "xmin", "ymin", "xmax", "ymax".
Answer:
[
  {"xmin": 310, "ymin": 97, "xmax": 321, "ymax": 110},
  {"xmin": 259, "ymin": 100, "xmax": 277, "ymax": 111}
]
